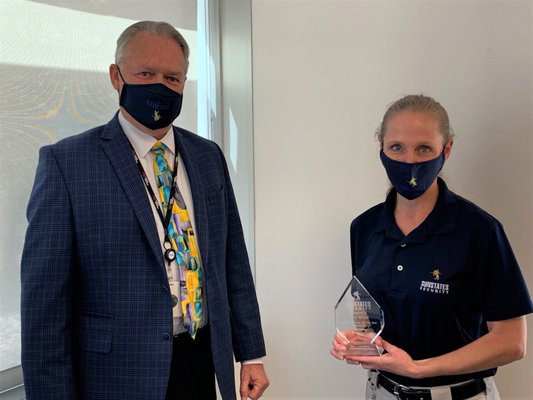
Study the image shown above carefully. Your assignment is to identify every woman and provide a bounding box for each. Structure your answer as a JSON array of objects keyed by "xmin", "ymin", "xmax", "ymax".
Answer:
[{"xmin": 331, "ymin": 95, "xmax": 532, "ymax": 400}]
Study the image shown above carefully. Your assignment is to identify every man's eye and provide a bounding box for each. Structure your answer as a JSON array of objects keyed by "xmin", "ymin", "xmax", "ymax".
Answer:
[
  {"xmin": 138, "ymin": 72, "xmax": 152, "ymax": 77},
  {"xmin": 167, "ymin": 76, "xmax": 180, "ymax": 83}
]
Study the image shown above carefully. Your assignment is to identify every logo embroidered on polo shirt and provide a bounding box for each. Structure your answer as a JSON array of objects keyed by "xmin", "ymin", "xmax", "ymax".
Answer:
[{"xmin": 419, "ymin": 269, "xmax": 449, "ymax": 294}]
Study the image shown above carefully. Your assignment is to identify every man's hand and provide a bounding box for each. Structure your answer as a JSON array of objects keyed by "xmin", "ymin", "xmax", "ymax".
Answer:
[{"xmin": 240, "ymin": 363, "xmax": 269, "ymax": 400}]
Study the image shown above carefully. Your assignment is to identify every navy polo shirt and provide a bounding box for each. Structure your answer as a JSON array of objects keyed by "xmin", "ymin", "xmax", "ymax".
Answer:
[{"xmin": 351, "ymin": 178, "xmax": 533, "ymax": 387}]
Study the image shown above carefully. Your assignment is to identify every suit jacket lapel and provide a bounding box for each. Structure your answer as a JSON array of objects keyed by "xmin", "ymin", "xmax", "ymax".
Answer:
[
  {"xmin": 173, "ymin": 128, "xmax": 209, "ymax": 265},
  {"xmin": 100, "ymin": 114, "xmax": 166, "ymax": 271}
]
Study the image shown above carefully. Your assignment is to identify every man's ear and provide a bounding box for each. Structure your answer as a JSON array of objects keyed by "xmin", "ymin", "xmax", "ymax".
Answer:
[{"xmin": 109, "ymin": 64, "xmax": 121, "ymax": 91}]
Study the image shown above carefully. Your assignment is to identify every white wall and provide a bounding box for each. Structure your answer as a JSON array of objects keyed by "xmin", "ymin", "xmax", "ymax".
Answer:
[{"xmin": 251, "ymin": 1, "xmax": 533, "ymax": 399}]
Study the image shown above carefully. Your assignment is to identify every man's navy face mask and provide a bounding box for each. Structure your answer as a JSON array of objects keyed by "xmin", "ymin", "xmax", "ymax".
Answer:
[
  {"xmin": 380, "ymin": 149, "xmax": 445, "ymax": 200},
  {"xmin": 117, "ymin": 67, "xmax": 183, "ymax": 130}
]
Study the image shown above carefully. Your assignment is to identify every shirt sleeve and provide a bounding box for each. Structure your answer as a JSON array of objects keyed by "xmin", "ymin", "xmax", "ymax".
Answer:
[{"xmin": 477, "ymin": 220, "xmax": 533, "ymax": 321}]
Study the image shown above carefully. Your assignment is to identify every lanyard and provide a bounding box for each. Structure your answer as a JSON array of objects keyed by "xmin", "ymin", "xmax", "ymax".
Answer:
[{"xmin": 128, "ymin": 141, "xmax": 180, "ymax": 261}]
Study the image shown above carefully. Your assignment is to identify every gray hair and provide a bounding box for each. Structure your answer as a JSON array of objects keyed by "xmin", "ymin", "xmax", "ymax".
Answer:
[
  {"xmin": 376, "ymin": 94, "xmax": 455, "ymax": 145},
  {"xmin": 114, "ymin": 21, "xmax": 189, "ymax": 66}
]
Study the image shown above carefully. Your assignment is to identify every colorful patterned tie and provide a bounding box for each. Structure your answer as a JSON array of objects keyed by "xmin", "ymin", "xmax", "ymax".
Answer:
[{"xmin": 151, "ymin": 141, "xmax": 203, "ymax": 339}]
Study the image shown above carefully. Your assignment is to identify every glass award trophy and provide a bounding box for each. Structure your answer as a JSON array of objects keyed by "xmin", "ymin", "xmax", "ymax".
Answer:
[{"xmin": 335, "ymin": 275, "xmax": 385, "ymax": 356}]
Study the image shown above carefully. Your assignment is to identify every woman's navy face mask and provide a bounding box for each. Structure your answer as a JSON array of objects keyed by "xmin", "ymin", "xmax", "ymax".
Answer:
[{"xmin": 380, "ymin": 149, "xmax": 445, "ymax": 200}]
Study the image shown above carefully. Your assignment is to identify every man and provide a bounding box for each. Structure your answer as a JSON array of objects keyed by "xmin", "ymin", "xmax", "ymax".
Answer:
[{"xmin": 21, "ymin": 21, "xmax": 269, "ymax": 400}]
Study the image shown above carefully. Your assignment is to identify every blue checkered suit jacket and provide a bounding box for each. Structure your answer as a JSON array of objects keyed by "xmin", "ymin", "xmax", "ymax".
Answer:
[{"xmin": 21, "ymin": 114, "xmax": 266, "ymax": 399}]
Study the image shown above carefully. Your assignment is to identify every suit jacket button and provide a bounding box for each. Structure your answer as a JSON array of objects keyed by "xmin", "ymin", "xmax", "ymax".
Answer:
[{"xmin": 162, "ymin": 333, "xmax": 171, "ymax": 341}]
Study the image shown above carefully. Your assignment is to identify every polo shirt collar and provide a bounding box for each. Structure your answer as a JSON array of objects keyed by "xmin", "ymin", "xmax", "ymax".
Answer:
[{"xmin": 374, "ymin": 178, "xmax": 459, "ymax": 242}]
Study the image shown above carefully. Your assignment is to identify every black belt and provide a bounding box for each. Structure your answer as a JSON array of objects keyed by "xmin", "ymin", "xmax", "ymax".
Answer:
[{"xmin": 377, "ymin": 373, "xmax": 486, "ymax": 400}]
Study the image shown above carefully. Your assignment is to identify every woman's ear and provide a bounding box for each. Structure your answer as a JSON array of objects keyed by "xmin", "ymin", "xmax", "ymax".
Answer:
[{"xmin": 444, "ymin": 139, "xmax": 454, "ymax": 161}]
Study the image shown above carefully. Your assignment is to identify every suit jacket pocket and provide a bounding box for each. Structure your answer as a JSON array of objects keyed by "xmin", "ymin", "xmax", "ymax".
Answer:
[{"xmin": 76, "ymin": 312, "xmax": 113, "ymax": 353}]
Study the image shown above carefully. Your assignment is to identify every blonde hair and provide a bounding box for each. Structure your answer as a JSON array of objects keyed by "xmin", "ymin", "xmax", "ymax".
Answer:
[{"xmin": 376, "ymin": 94, "xmax": 455, "ymax": 144}]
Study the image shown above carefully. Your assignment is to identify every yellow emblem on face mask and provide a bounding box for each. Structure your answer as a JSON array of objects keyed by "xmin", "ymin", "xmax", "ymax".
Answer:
[
  {"xmin": 153, "ymin": 110, "xmax": 161, "ymax": 121},
  {"xmin": 431, "ymin": 269, "xmax": 441, "ymax": 281},
  {"xmin": 408, "ymin": 177, "xmax": 417, "ymax": 187}
]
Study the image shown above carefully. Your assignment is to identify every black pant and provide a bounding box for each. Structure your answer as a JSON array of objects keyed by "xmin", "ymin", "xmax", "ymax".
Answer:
[{"xmin": 165, "ymin": 326, "xmax": 216, "ymax": 400}]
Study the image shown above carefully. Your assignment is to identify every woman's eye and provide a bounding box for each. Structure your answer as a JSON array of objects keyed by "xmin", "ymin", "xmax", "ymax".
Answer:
[
  {"xmin": 418, "ymin": 145, "xmax": 432, "ymax": 154},
  {"xmin": 390, "ymin": 144, "xmax": 401, "ymax": 152}
]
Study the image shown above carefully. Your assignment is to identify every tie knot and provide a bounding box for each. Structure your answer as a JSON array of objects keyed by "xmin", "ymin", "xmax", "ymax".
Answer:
[{"xmin": 151, "ymin": 141, "xmax": 167, "ymax": 156}]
